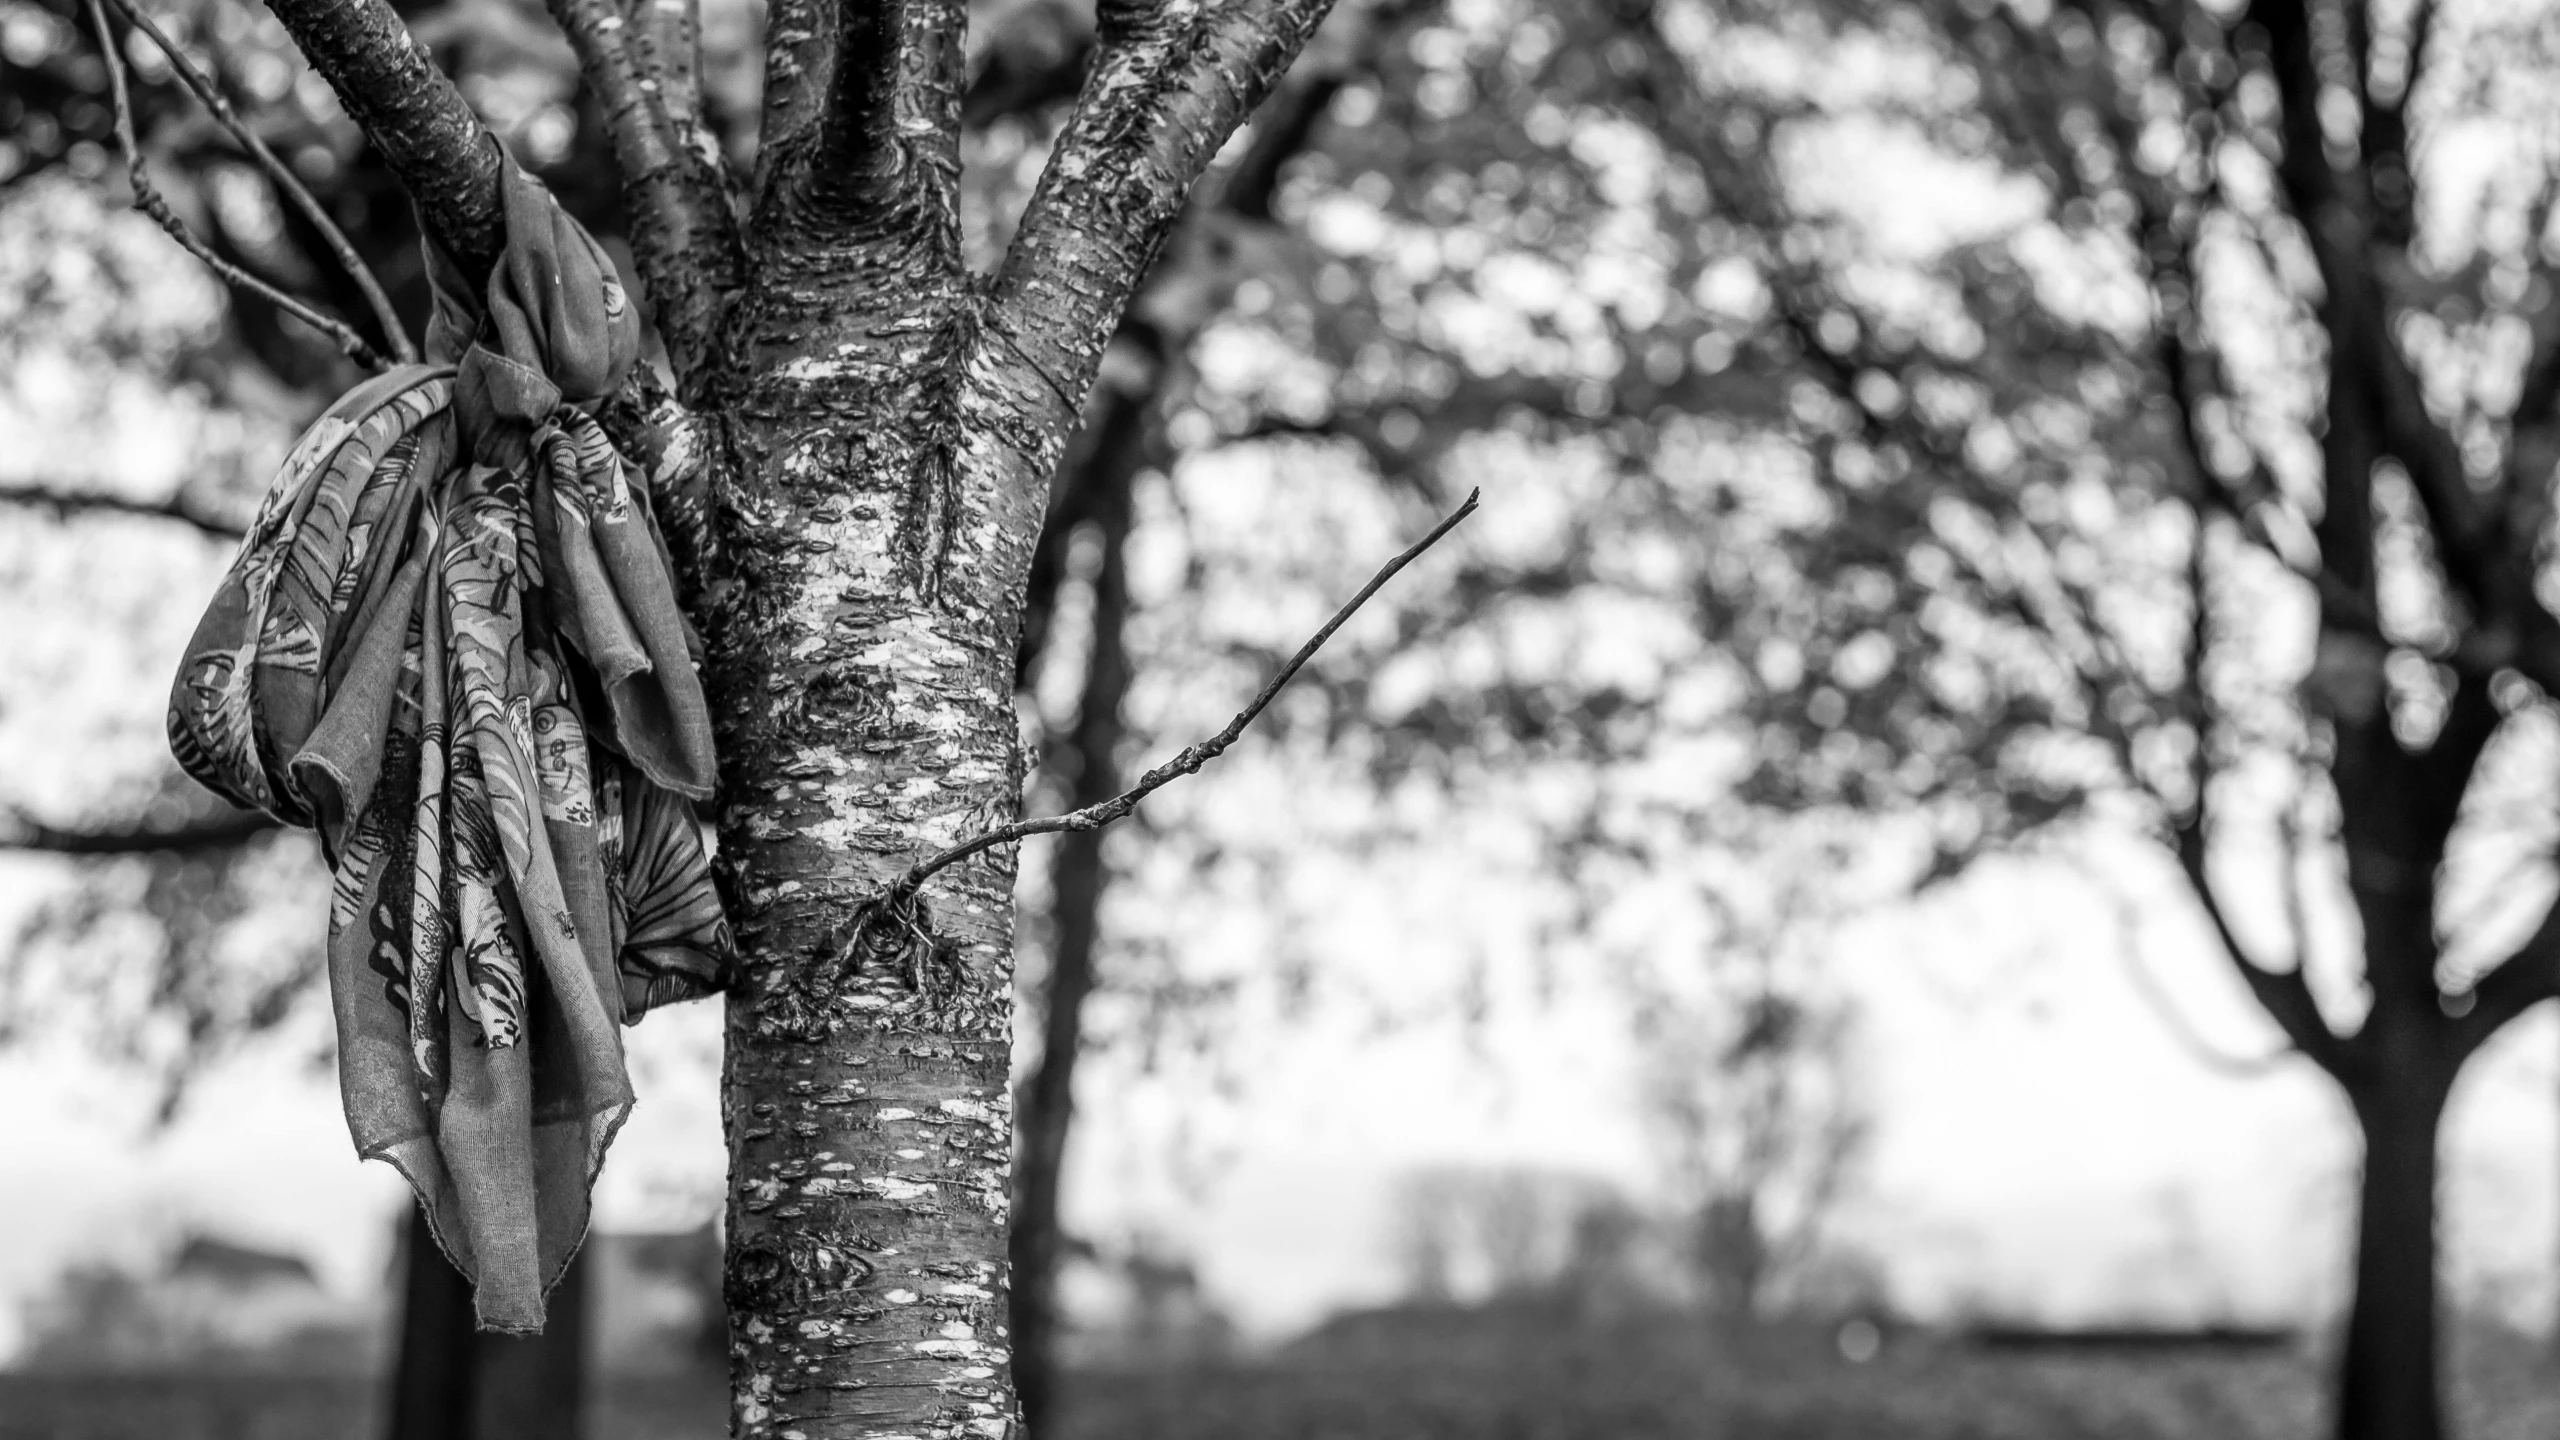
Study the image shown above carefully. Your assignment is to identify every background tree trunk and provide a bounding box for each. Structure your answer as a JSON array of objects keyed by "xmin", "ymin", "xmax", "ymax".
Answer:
[
  {"xmin": 1010, "ymin": 392, "xmax": 1144, "ymax": 1438},
  {"xmin": 2336, "ymin": 1047, "xmax": 2452, "ymax": 1440},
  {"xmin": 389, "ymin": 1208, "xmax": 589, "ymax": 1440}
]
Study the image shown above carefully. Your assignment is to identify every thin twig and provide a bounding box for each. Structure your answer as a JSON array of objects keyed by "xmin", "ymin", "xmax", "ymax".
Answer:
[
  {"xmin": 86, "ymin": 0, "xmax": 390, "ymax": 371},
  {"xmin": 2077, "ymin": 856, "xmax": 2289, "ymax": 1079},
  {"xmin": 893, "ymin": 487, "xmax": 1483, "ymax": 898},
  {"xmin": 99, "ymin": 0, "xmax": 416, "ymax": 364}
]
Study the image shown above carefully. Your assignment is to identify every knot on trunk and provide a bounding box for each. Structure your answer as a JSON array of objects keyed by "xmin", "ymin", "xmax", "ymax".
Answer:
[
  {"xmin": 725, "ymin": 1227, "xmax": 879, "ymax": 1317},
  {"xmin": 761, "ymin": 891, "xmax": 966, "ymax": 1042}
]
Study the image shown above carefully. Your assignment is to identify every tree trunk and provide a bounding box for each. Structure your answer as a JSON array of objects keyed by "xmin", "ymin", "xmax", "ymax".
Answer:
[
  {"xmin": 2335, "ymin": 1049, "xmax": 2453, "ymax": 1440},
  {"xmin": 156, "ymin": 0, "xmax": 1336, "ymax": 1434},
  {"xmin": 703, "ymin": 245, "xmax": 1046, "ymax": 1439},
  {"xmin": 1009, "ymin": 406, "xmax": 1142, "ymax": 1438},
  {"xmin": 389, "ymin": 1209, "xmax": 474, "ymax": 1440},
  {"xmin": 389, "ymin": 1207, "xmax": 589, "ymax": 1440}
]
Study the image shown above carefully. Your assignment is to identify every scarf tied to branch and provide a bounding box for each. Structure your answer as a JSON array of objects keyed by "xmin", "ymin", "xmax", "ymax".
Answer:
[{"xmin": 166, "ymin": 156, "xmax": 730, "ymax": 1332}]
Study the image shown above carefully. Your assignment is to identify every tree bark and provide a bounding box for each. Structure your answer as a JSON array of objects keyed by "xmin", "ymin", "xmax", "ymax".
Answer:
[
  {"xmin": 704, "ymin": 235, "xmax": 1035, "ymax": 1439},
  {"xmin": 1008, "ymin": 380, "xmax": 1144, "ymax": 1438},
  {"xmin": 2336, "ymin": 1057, "xmax": 2452, "ymax": 1440}
]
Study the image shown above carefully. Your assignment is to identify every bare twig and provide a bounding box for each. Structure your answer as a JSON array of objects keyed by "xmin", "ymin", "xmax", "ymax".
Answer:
[
  {"xmin": 99, "ymin": 0, "xmax": 416, "ymax": 364},
  {"xmin": 2076, "ymin": 856, "xmax": 2289, "ymax": 1078},
  {"xmin": 893, "ymin": 487, "xmax": 1482, "ymax": 897},
  {"xmin": 0, "ymin": 480, "xmax": 249, "ymax": 538},
  {"xmin": 86, "ymin": 0, "xmax": 390, "ymax": 371},
  {"xmin": 2275, "ymin": 770, "xmax": 2319, "ymax": 973},
  {"xmin": 2165, "ymin": 509, "xmax": 2347, "ymax": 1074}
]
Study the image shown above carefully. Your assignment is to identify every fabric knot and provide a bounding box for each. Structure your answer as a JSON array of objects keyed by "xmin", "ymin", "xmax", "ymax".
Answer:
[
  {"xmin": 427, "ymin": 148, "xmax": 640, "ymax": 462},
  {"xmin": 166, "ymin": 147, "xmax": 726, "ymax": 1336}
]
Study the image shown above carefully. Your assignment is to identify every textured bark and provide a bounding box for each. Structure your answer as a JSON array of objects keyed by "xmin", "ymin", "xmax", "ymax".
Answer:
[
  {"xmin": 979, "ymin": 0, "xmax": 1336, "ymax": 477},
  {"xmin": 703, "ymin": 234, "xmax": 1031, "ymax": 1439},
  {"xmin": 541, "ymin": 0, "xmax": 745, "ymax": 387},
  {"xmin": 261, "ymin": 0, "xmax": 505, "ymax": 272},
  {"xmin": 1008, "ymin": 382, "xmax": 1142, "ymax": 1440}
]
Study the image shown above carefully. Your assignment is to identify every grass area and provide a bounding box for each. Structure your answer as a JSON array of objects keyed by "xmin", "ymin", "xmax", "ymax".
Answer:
[
  {"xmin": 1053, "ymin": 1310, "xmax": 2560, "ymax": 1440},
  {"xmin": 2, "ymin": 1312, "xmax": 2553, "ymax": 1439},
  {"xmin": 0, "ymin": 1372, "xmax": 721, "ymax": 1440}
]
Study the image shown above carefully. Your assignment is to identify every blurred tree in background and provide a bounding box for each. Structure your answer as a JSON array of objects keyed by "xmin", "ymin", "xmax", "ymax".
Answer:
[
  {"xmin": 1578, "ymin": 3, "xmax": 2560, "ymax": 1439},
  {"xmin": 1134, "ymin": 1, "xmax": 2560, "ymax": 1436}
]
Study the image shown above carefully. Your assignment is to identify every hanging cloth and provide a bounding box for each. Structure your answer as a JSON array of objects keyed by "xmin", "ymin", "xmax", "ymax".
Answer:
[{"xmin": 166, "ymin": 151, "xmax": 731, "ymax": 1332}]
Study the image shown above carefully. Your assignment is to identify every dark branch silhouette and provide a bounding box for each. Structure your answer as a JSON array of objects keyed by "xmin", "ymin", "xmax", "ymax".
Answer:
[
  {"xmin": 97, "ymin": 0, "xmax": 416, "ymax": 364},
  {"xmin": 0, "ymin": 481, "xmax": 249, "ymax": 538},
  {"xmin": 85, "ymin": 0, "xmax": 390, "ymax": 370},
  {"xmin": 0, "ymin": 808, "xmax": 277, "ymax": 856}
]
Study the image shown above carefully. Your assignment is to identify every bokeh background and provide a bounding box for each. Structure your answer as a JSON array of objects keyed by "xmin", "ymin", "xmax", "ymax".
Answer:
[{"xmin": 7, "ymin": 0, "xmax": 2560, "ymax": 1435}]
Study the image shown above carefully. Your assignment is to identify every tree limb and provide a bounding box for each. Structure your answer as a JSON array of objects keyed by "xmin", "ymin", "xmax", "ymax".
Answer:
[
  {"xmin": 0, "ymin": 481, "xmax": 248, "ymax": 538},
  {"xmin": 541, "ymin": 0, "xmax": 743, "ymax": 385},
  {"xmin": 0, "ymin": 808, "xmax": 278, "ymax": 856},
  {"xmin": 2080, "ymin": 860, "xmax": 2290, "ymax": 1079},
  {"xmin": 2455, "ymin": 895, "xmax": 2560, "ymax": 1055},
  {"xmin": 2170, "ymin": 817, "xmax": 2347, "ymax": 1075},
  {"xmin": 101, "ymin": 0, "xmax": 416, "ymax": 364},
  {"xmin": 89, "ymin": 0, "xmax": 390, "ymax": 371},
  {"xmin": 2247, "ymin": 0, "xmax": 2537, "ymax": 680},
  {"xmin": 2170, "ymin": 513, "xmax": 2349, "ymax": 1075},
  {"xmin": 897, "ymin": 486, "xmax": 1478, "ymax": 895},
  {"xmin": 978, "ymin": 0, "xmax": 1340, "ymax": 475},
  {"xmin": 263, "ymin": 0, "xmax": 506, "ymax": 275},
  {"xmin": 751, "ymin": 0, "xmax": 966, "ymax": 249}
]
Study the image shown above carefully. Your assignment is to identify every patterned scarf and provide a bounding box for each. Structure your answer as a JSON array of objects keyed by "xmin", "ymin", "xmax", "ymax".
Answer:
[{"xmin": 166, "ymin": 153, "xmax": 731, "ymax": 1333}]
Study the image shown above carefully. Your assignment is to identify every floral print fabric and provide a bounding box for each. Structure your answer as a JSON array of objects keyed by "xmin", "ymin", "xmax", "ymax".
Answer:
[{"xmin": 166, "ymin": 154, "xmax": 729, "ymax": 1333}]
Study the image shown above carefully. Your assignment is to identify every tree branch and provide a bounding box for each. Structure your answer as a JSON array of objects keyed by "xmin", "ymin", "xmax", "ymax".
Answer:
[
  {"xmin": 263, "ymin": 0, "xmax": 506, "ymax": 275},
  {"xmin": 2247, "ymin": 0, "xmax": 2533, "ymax": 677},
  {"xmin": 1206, "ymin": 5, "xmax": 1372, "ymax": 223},
  {"xmin": 89, "ymin": 0, "xmax": 390, "ymax": 371},
  {"xmin": 753, "ymin": 0, "xmax": 964, "ymax": 246},
  {"xmin": 101, "ymin": 0, "xmax": 416, "ymax": 364},
  {"xmin": 541, "ymin": 0, "xmax": 743, "ymax": 386},
  {"xmin": 2456, "ymin": 894, "xmax": 2560, "ymax": 1054},
  {"xmin": 2081, "ymin": 861, "xmax": 2289, "ymax": 1079},
  {"xmin": 0, "ymin": 481, "xmax": 248, "ymax": 538},
  {"xmin": 0, "ymin": 808, "xmax": 277, "ymax": 856},
  {"xmin": 2171, "ymin": 818, "xmax": 2347, "ymax": 1075},
  {"xmin": 897, "ymin": 486, "xmax": 1478, "ymax": 896},
  {"xmin": 2170, "ymin": 512, "xmax": 2349, "ymax": 1074},
  {"xmin": 978, "ymin": 0, "xmax": 1340, "ymax": 479}
]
